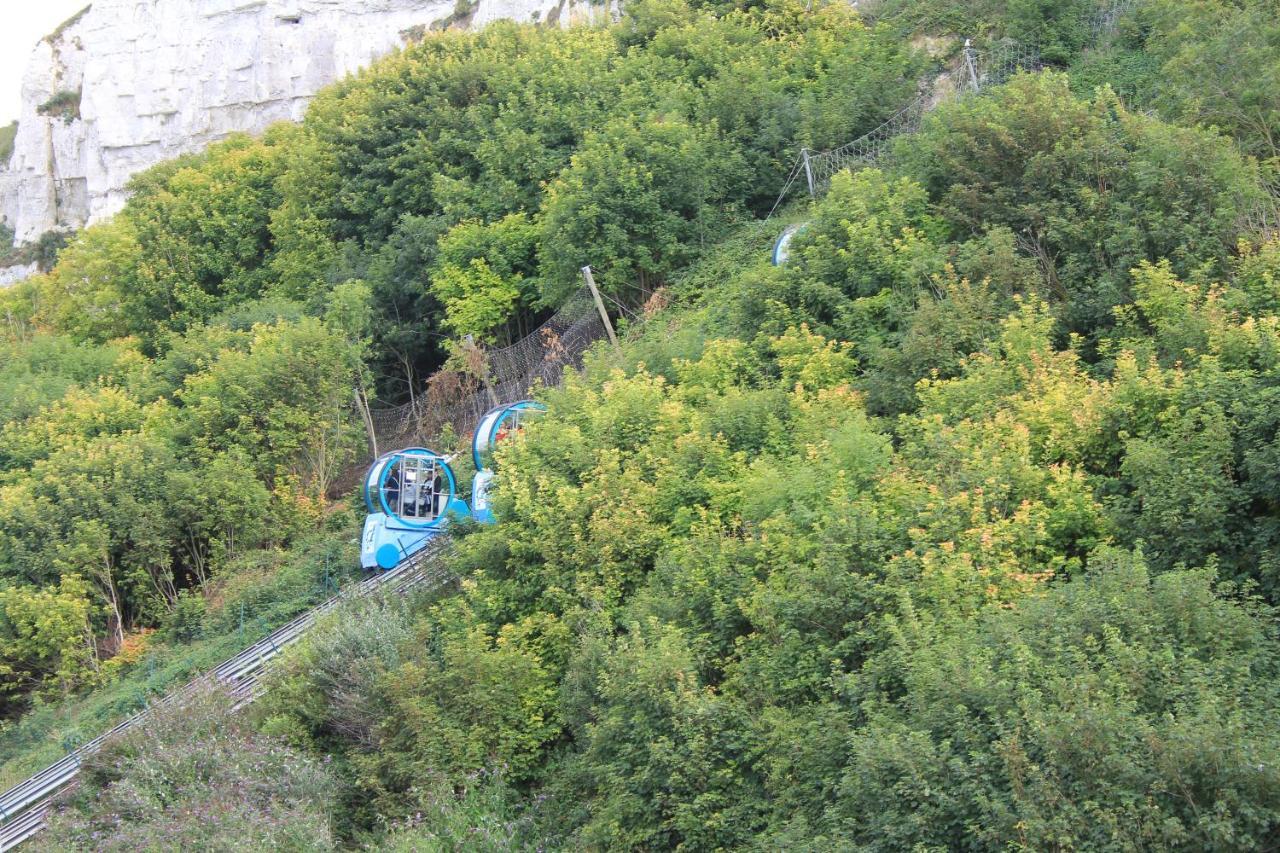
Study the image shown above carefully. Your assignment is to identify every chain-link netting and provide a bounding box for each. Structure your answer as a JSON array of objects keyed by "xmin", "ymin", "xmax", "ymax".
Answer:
[
  {"xmin": 772, "ymin": 40, "xmax": 1042, "ymax": 208},
  {"xmin": 1089, "ymin": 0, "xmax": 1138, "ymax": 38},
  {"xmin": 769, "ymin": 1, "xmax": 1142, "ymax": 215},
  {"xmin": 366, "ymin": 283, "xmax": 610, "ymax": 454}
]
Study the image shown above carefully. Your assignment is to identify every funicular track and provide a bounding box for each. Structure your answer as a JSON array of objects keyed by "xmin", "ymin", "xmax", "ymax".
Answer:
[
  {"xmin": 0, "ymin": 275, "xmax": 615, "ymax": 849},
  {"xmin": 0, "ymin": 532, "xmax": 458, "ymax": 850}
]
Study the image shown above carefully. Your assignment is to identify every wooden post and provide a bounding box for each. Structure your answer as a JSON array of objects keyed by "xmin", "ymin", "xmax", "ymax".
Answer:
[
  {"xmin": 354, "ymin": 388, "xmax": 378, "ymax": 459},
  {"xmin": 581, "ymin": 265, "xmax": 621, "ymax": 351}
]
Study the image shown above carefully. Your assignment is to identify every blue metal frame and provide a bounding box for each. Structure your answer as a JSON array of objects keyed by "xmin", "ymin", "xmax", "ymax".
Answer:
[
  {"xmin": 360, "ymin": 447, "xmax": 468, "ymax": 571},
  {"xmin": 374, "ymin": 447, "xmax": 456, "ymax": 530}
]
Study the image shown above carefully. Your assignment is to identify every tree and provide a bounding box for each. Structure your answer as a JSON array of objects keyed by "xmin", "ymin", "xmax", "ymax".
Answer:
[
  {"xmin": 430, "ymin": 213, "xmax": 542, "ymax": 343},
  {"xmin": 164, "ymin": 451, "xmax": 272, "ymax": 588},
  {"xmin": 1145, "ymin": 0, "xmax": 1280, "ymax": 160},
  {"xmin": 173, "ymin": 318, "xmax": 364, "ymax": 495},
  {"xmin": 901, "ymin": 72, "xmax": 1261, "ymax": 340},
  {"xmin": 122, "ymin": 134, "xmax": 288, "ymax": 342},
  {"xmin": 540, "ymin": 116, "xmax": 747, "ymax": 301},
  {"xmin": 33, "ymin": 219, "xmax": 141, "ymax": 343},
  {"xmin": 0, "ymin": 575, "xmax": 97, "ymax": 713},
  {"xmin": 831, "ymin": 551, "xmax": 1280, "ymax": 851}
]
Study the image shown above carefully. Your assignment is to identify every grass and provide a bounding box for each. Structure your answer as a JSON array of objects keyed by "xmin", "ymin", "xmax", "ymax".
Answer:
[
  {"xmin": 0, "ymin": 632, "xmax": 246, "ymax": 789},
  {"xmin": 36, "ymin": 90, "xmax": 81, "ymax": 122},
  {"xmin": 44, "ymin": 6, "xmax": 91, "ymax": 44}
]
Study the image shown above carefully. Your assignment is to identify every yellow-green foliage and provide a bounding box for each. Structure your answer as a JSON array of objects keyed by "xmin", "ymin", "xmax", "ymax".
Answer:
[
  {"xmin": 0, "ymin": 122, "xmax": 16, "ymax": 166},
  {"xmin": 16, "ymin": 1, "xmax": 1280, "ymax": 849},
  {"xmin": 253, "ymin": 56, "xmax": 1280, "ymax": 848}
]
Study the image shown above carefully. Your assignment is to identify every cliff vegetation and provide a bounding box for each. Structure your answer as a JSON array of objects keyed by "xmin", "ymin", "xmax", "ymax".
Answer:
[{"xmin": 2, "ymin": 0, "xmax": 1280, "ymax": 848}]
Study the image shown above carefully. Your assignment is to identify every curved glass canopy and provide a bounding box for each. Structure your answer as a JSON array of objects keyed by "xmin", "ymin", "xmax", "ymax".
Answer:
[
  {"xmin": 472, "ymin": 400, "xmax": 547, "ymax": 472},
  {"xmin": 363, "ymin": 447, "xmax": 458, "ymax": 530},
  {"xmin": 772, "ymin": 222, "xmax": 807, "ymax": 266}
]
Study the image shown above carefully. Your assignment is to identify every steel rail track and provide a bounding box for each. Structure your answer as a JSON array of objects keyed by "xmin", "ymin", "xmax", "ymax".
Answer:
[{"xmin": 0, "ymin": 538, "xmax": 456, "ymax": 850}]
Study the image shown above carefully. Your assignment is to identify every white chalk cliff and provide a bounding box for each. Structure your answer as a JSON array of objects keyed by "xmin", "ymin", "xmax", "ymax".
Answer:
[{"xmin": 0, "ymin": 0, "xmax": 603, "ymax": 247}]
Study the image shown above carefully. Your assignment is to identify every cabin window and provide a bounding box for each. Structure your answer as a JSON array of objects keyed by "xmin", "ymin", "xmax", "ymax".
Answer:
[{"xmin": 384, "ymin": 455, "xmax": 444, "ymax": 520}]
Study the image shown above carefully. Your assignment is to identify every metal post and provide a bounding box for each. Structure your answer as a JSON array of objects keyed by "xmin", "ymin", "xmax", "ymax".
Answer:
[
  {"xmin": 801, "ymin": 147, "xmax": 816, "ymax": 197},
  {"xmin": 580, "ymin": 266, "xmax": 621, "ymax": 351},
  {"xmin": 963, "ymin": 39, "xmax": 980, "ymax": 93}
]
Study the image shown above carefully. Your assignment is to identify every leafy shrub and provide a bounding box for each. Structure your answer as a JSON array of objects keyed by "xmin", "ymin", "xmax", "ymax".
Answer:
[{"xmin": 833, "ymin": 552, "xmax": 1280, "ymax": 851}]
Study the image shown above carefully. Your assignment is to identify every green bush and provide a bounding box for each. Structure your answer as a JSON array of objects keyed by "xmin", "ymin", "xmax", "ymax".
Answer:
[{"xmin": 833, "ymin": 552, "xmax": 1280, "ymax": 851}]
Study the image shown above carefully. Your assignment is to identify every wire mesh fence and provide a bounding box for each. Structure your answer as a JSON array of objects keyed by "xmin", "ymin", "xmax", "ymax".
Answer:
[
  {"xmin": 366, "ymin": 283, "xmax": 610, "ymax": 454},
  {"xmin": 1089, "ymin": 0, "xmax": 1139, "ymax": 38},
  {"xmin": 771, "ymin": 0, "xmax": 1143, "ymax": 214},
  {"xmin": 783, "ymin": 39, "xmax": 1043, "ymax": 202}
]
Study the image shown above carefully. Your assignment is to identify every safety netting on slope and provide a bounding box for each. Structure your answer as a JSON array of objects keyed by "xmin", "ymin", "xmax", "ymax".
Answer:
[
  {"xmin": 771, "ymin": 39, "xmax": 1043, "ymax": 210},
  {"xmin": 770, "ymin": 0, "xmax": 1151, "ymax": 213},
  {"xmin": 1089, "ymin": 0, "xmax": 1138, "ymax": 38},
  {"xmin": 367, "ymin": 283, "xmax": 611, "ymax": 454}
]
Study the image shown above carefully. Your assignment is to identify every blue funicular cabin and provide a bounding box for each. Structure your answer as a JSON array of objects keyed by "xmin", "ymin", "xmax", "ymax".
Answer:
[
  {"xmin": 771, "ymin": 222, "xmax": 807, "ymax": 266},
  {"xmin": 360, "ymin": 447, "xmax": 470, "ymax": 570},
  {"xmin": 470, "ymin": 400, "xmax": 546, "ymax": 524}
]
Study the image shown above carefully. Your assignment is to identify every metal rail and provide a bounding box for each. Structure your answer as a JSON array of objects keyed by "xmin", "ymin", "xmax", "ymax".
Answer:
[
  {"xmin": 0, "ymin": 537, "xmax": 457, "ymax": 851},
  {"xmin": 0, "ymin": 134, "xmax": 632, "ymax": 850}
]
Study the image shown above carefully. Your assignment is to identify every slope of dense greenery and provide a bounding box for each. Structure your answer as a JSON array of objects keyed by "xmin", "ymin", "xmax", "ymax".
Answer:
[
  {"xmin": 0, "ymin": 0, "xmax": 912, "ymax": 732},
  {"xmin": 6, "ymin": 0, "xmax": 1280, "ymax": 848}
]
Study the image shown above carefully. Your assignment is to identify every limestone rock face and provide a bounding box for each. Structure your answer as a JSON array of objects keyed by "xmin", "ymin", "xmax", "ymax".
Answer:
[
  {"xmin": 0, "ymin": 262, "xmax": 38, "ymax": 287},
  {"xmin": 0, "ymin": 0, "xmax": 600, "ymax": 246}
]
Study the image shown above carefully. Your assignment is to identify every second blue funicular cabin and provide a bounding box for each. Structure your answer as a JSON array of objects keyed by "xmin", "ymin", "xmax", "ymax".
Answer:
[{"xmin": 471, "ymin": 400, "xmax": 546, "ymax": 524}]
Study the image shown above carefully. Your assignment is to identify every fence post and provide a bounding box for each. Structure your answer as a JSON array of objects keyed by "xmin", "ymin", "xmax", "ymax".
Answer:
[
  {"xmin": 801, "ymin": 147, "xmax": 816, "ymax": 197},
  {"xmin": 581, "ymin": 266, "xmax": 621, "ymax": 351},
  {"xmin": 963, "ymin": 39, "xmax": 980, "ymax": 93},
  {"xmin": 353, "ymin": 388, "xmax": 378, "ymax": 459}
]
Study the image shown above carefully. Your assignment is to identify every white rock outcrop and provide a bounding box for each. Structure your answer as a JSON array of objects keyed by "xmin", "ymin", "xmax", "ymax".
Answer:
[
  {"xmin": 0, "ymin": 0, "xmax": 609, "ymax": 247},
  {"xmin": 0, "ymin": 262, "xmax": 39, "ymax": 287}
]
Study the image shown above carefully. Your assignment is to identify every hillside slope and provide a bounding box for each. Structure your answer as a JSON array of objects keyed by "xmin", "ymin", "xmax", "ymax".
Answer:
[{"xmin": 5, "ymin": 0, "xmax": 1280, "ymax": 848}]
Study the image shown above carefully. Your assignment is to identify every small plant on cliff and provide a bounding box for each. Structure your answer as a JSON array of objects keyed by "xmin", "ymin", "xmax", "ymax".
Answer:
[
  {"xmin": 37, "ymin": 89, "xmax": 80, "ymax": 123},
  {"xmin": 431, "ymin": 0, "xmax": 478, "ymax": 30},
  {"xmin": 0, "ymin": 122, "xmax": 17, "ymax": 166},
  {"xmin": 31, "ymin": 229, "xmax": 69, "ymax": 271}
]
